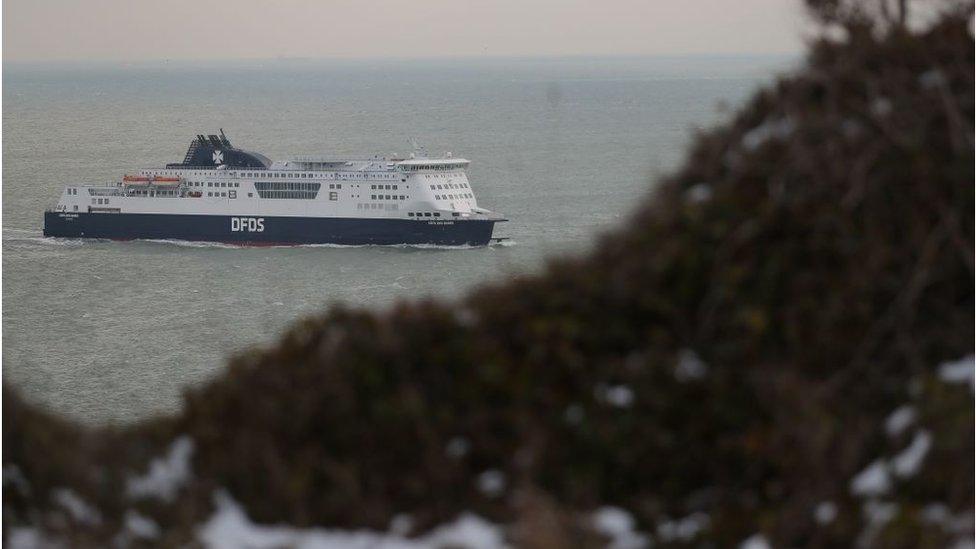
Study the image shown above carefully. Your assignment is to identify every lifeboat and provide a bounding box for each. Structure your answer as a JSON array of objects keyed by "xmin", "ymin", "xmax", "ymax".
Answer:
[
  {"xmin": 122, "ymin": 175, "xmax": 182, "ymax": 186},
  {"xmin": 123, "ymin": 175, "xmax": 150, "ymax": 185}
]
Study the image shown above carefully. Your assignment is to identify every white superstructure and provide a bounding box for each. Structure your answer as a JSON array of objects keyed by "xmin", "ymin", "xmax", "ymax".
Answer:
[{"xmin": 44, "ymin": 131, "xmax": 505, "ymax": 246}]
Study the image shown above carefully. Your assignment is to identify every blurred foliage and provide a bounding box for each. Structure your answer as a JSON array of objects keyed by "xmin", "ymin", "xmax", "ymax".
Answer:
[{"xmin": 3, "ymin": 2, "xmax": 974, "ymax": 547}]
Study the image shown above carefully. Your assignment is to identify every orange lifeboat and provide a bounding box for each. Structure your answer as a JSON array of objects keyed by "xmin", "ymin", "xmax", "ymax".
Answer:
[
  {"xmin": 123, "ymin": 175, "xmax": 151, "ymax": 185},
  {"xmin": 122, "ymin": 175, "xmax": 181, "ymax": 186}
]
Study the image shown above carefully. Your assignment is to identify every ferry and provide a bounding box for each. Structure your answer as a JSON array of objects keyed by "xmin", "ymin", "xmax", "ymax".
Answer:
[{"xmin": 43, "ymin": 131, "xmax": 506, "ymax": 246}]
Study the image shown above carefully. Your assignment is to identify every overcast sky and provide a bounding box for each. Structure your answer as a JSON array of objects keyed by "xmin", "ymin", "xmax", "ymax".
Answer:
[{"xmin": 3, "ymin": 0, "xmax": 805, "ymax": 63}]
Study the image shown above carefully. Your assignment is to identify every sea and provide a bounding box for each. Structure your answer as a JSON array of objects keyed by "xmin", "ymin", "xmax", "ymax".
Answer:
[{"xmin": 2, "ymin": 55, "xmax": 793, "ymax": 424}]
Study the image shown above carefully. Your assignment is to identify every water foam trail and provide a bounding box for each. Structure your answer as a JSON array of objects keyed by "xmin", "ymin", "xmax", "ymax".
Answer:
[
  {"xmin": 2, "ymin": 228, "xmax": 88, "ymax": 247},
  {"xmin": 138, "ymin": 239, "xmax": 244, "ymax": 250},
  {"xmin": 139, "ymin": 240, "xmax": 515, "ymax": 251},
  {"xmin": 3, "ymin": 230, "xmax": 516, "ymax": 251}
]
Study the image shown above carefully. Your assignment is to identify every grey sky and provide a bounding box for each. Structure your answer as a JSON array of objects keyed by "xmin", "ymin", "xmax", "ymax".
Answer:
[{"xmin": 4, "ymin": 0, "xmax": 805, "ymax": 62}]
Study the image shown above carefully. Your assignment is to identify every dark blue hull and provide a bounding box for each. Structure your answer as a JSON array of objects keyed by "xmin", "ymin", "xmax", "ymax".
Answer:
[{"xmin": 43, "ymin": 212, "xmax": 500, "ymax": 246}]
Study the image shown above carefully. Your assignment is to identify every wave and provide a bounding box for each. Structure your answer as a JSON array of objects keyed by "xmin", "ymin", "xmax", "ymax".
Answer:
[
  {"xmin": 2, "ymin": 228, "xmax": 516, "ymax": 251},
  {"xmin": 2, "ymin": 228, "xmax": 89, "ymax": 247},
  {"xmin": 128, "ymin": 239, "xmax": 517, "ymax": 251}
]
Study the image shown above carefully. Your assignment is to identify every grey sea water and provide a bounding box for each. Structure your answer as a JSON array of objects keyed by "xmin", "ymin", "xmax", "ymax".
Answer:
[{"xmin": 3, "ymin": 56, "xmax": 791, "ymax": 424}]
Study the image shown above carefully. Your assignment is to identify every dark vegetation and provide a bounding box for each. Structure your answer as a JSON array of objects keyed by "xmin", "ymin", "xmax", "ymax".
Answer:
[{"xmin": 4, "ymin": 1, "xmax": 974, "ymax": 546}]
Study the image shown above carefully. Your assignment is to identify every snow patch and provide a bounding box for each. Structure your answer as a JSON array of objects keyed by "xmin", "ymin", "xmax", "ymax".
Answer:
[
  {"xmin": 864, "ymin": 500, "xmax": 898, "ymax": 525},
  {"xmin": 477, "ymin": 470, "xmax": 507, "ymax": 498},
  {"xmin": 814, "ymin": 501, "xmax": 837, "ymax": 525},
  {"xmin": 423, "ymin": 514, "xmax": 508, "ymax": 549},
  {"xmin": 850, "ymin": 459, "xmax": 891, "ymax": 497},
  {"xmin": 389, "ymin": 514, "xmax": 414, "ymax": 537},
  {"xmin": 675, "ymin": 349, "xmax": 708, "ymax": 382},
  {"xmin": 921, "ymin": 503, "xmax": 951, "ymax": 524},
  {"xmin": 920, "ymin": 504, "xmax": 973, "ymax": 534},
  {"xmin": 884, "ymin": 406, "xmax": 916, "ymax": 438},
  {"xmin": 938, "ymin": 355, "xmax": 974, "ymax": 389},
  {"xmin": 125, "ymin": 510, "xmax": 161, "ymax": 540},
  {"xmin": 741, "ymin": 118, "xmax": 795, "ymax": 151},
  {"xmin": 859, "ymin": 500, "xmax": 899, "ymax": 545},
  {"xmin": 127, "ymin": 436, "xmax": 194, "ymax": 503},
  {"xmin": 591, "ymin": 507, "xmax": 650, "ymax": 549},
  {"xmin": 739, "ymin": 534, "xmax": 772, "ymax": 549},
  {"xmin": 890, "ymin": 430, "xmax": 932, "ymax": 478},
  {"xmin": 657, "ymin": 512, "xmax": 709, "ymax": 543},
  {"xmin": 198, "ymin": 492, "xmax": 507, "ymax": 549},
  {"xmin": 596, "ymin": 384, "xmax": 635, "ymax": 408},
  {"xmin": 7, "ymin": 527, "xmax": 62, "ymax": 549},
  {"xmin": 53, "ymin": 488, "xmax": 102, "ymax": 526},
  {"xmin": 3, "ymin": 464, "xmax": 31, "ymax": 495}
]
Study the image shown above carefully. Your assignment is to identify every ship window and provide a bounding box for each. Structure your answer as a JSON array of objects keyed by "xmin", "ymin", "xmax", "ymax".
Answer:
[
  {"xmin": 254, "ymin": 181, "xmax": 321, "ymax": 200},
  {"xmin": 248, "ymin": 193, "xmax": 253, "ymax": 198},
  {"xmin": 337, "ymin": 184, "xmax": 341, "ymax": 189},
  {"xmin": 221, "ymin": 192, "xmax": 226, "ymax": 197},
  {"xmin": 452, "ymin": 213, "xmax": 460, "ymax": 217},
  {"xmin": 434, "ymin": 213, "xmax": 441, "ymax": 217},
  {"xmin": 208, "ymin": 182, "xmax": 212, "ymax": 187},
  {"xmin": 329, "ymin": 192, "xmax": 337, "ymax": 201},
  {"xmin": 424, "ymin": 212, "xmax": 432, "ymax": 217},
  {"xmin": 370, "ymin": 195, "xmax": 376, "ymax": 200},
  {"xmin": 408, "ymin": 212, "xmax": 414, "ymax": 217},
  {"xmin": 73, "ymin": 205, "xmax": 78, "ymax": 211}
]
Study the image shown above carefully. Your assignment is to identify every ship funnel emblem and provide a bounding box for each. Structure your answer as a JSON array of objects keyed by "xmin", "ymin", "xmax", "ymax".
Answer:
[{"xmin": 212, "ymin": 150, "xmax": 224, "ymax": 164}]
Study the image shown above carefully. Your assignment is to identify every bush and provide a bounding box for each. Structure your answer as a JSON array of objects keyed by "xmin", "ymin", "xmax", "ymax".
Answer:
[{"xmin": 4, "ymin": 5, "xmax": 973, "ymax": 547}]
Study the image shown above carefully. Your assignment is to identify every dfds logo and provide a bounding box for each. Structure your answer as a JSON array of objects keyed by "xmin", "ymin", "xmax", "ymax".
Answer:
[{"xmin": 231, "ymin": 217, "xmax": 265, "ymax": 232}]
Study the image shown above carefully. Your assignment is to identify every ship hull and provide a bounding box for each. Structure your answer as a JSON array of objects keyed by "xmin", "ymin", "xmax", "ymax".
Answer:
[{"xmin": 43, "ymin": 212, "xmax": 499, "ymax": 246}]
